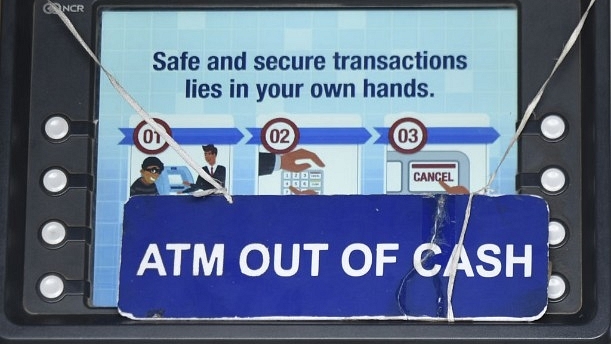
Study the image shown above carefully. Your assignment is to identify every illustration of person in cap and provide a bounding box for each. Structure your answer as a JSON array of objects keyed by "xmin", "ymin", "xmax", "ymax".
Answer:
[
  {"xmin": 182, "ymin": 144, "xmax": 226, "ymax": 193},
  {"xmin": 130, "ymin": 156, "xmax": 164, "ymax": 196}
]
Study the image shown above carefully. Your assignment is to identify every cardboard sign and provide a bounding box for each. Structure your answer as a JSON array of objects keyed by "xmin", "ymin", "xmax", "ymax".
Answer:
[{"xmin": 118, "ymin": 194, "xmax": 548, "ymax": 320}]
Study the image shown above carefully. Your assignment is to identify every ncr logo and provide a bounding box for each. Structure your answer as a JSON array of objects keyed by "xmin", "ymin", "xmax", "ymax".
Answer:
[{"xmin": 43, "ymin": 2, "xmax": 85, "ymax": 14}]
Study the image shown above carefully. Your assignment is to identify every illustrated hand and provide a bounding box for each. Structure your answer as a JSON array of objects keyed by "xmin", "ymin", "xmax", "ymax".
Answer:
[
  {"xmin": 280, "ymin": 148, "xmax": 325, "ymax": 172},
  {"xmin": 439, "ymin": 180, "xmax": 470, "ymax": 195},
  {"xmin": 288, "ymin": 186, "xmax": 319, "ymax": 195}
]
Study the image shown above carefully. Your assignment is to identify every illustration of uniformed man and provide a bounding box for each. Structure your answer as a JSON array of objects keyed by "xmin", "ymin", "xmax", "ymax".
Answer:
[{"xmin": 182, "ymin": 144, "xmax": 226, "ymax": 193}]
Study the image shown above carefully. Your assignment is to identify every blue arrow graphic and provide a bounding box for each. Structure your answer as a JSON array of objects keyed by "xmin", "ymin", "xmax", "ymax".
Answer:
[
  {"xmin": 119, "ymin": 128, "xmax": 244, "ymax": 145},
  {"xmin": 118, "ymin": 128, "xmax": 133, "ymax": 144},
  {"xmin": 374, "ymin": 127, "xmax": 500, "ymax": 144},
  {"xmin": 119, "ymin": 126, "xmax": 496, "ymax": 145},
  {"xmin": 247, "ymin": 127, "xmax": 371, "ymax": 144}
]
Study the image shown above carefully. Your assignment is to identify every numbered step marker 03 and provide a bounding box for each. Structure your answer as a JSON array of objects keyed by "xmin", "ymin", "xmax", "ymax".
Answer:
[
  {"xmin": 388, "ymin": 117, "xmax": 428, "ymax": 154},
  {"xmin": 384, "ymin": 113, "xmax": 494, "ymax": 194}
]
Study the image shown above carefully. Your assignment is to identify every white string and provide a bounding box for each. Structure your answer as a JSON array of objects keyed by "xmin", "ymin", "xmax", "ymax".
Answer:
[
  {"xmin": 483, "ymin": 0, "xmax": 597, "ymax": 193},
  {"xmin": 50, "ymin": 0, "xmax": 597, "ymax": 318},
  {"xmin": 47, "ymin": 1, "xmax": 233, "ymax": 204},
  {"xmin": 444, "ymin": 0, "xmax": 597, "ymax": 322}
]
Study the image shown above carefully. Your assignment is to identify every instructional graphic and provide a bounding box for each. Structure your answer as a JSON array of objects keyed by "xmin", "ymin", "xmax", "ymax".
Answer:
[{"xmin": 93, "ymin": 8, "xmax": 518, "ymax": 306}]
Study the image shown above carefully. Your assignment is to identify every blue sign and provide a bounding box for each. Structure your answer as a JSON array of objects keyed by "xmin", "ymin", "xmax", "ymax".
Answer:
[{"xmin": 119, "ymin": 194, "xmax": 548, "ymax": 320}]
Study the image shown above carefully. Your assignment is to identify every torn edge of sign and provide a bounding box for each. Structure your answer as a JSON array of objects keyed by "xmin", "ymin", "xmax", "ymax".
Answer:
[
  {"xmin": 395, "ymin": 193, "xmax": 550, "ymax": 322},
  {"xmin": 117, "ymin": 310, "xmax": 549, "ymax": 322}
]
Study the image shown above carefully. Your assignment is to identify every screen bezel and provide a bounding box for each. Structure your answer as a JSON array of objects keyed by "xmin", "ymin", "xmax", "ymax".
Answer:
[{"xmin": 1, "ymin": 0, "xmax": 608, "ymax": 341}]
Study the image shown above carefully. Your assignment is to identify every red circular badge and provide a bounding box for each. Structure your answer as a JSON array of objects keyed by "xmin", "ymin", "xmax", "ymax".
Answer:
[
  {"xmin": 132, "ymin": 118, "xmax": 172, "ymax": 154},
  {"xmin": 388, "ymin": 117, "xmax": 428, "ymax": 154},
  {"xmin": 260, "ymin": 118, "xmax": 300, "ymax": 154}
]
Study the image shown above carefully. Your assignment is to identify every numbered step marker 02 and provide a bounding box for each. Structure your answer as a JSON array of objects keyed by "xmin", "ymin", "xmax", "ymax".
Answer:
[{"xmin": 260, "ymin": 118, "xmax": 300, "ymax": 154}]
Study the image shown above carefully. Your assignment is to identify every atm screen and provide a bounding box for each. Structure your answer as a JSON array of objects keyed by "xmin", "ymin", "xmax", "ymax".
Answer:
[{"xmin": 93, "ymin": 7, "xmax": 518, "ymax": 306}]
